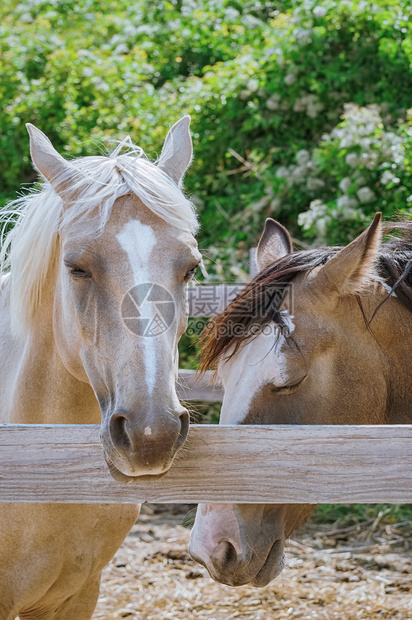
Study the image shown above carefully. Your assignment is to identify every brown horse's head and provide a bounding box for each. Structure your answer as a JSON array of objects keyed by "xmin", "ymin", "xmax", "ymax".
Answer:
[{"xmin": 190, "ymin": 214, "xmax": 412, "ymax": 586}]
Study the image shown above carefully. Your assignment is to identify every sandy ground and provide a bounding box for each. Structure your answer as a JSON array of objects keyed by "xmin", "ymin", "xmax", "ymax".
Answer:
[{"xmin": 92, "ymin": 505, "xmax": 412, "ymax": 620}]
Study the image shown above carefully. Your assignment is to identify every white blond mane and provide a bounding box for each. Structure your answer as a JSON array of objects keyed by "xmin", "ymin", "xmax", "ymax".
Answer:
[{"xmin": 0, "ymin": 136, "xmax": 198, "ymax": 335}]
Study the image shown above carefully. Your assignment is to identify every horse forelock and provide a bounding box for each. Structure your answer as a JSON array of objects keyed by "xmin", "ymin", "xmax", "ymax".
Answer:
[
  {"xmin": 199, "ymin": 249, "xmax": 332, "ymax": 376},
  {"xmin": 0, "ymin": 137, "xmax": 199, "ymax": 336},
  {"xmin": 200, "ymin": 220, "xmax": 412, "ymax": 374}
]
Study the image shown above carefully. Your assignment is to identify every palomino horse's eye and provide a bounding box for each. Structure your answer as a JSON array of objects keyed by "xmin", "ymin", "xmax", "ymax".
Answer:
[
  {"xmin": 66, "ymin": 265, "xmax": 92, "ymax": 279},
  {"xmin": 184, "ymin": 265, "xmax": 199, "ymax": 282}
]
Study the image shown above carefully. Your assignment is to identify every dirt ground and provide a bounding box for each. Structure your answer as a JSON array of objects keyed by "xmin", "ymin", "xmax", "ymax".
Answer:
[{"xmin": 92, "ymin": 505, "xmax": 412, "ymax": 620}]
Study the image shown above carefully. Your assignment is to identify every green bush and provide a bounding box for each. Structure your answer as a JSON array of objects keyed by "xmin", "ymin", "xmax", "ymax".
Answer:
[{"xmin": 2, "ymin": 0, "xmax": 412, "ymax": 271}]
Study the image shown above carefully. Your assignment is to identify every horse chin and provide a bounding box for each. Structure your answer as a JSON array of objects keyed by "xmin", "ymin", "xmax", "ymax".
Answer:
[
  {"xmin": 250, "ymin": 540, "xmax": 285, "ymax": 587},
  {"xmin": 104, "ymin": 454, "xmax": 169, "ymax": 484}
]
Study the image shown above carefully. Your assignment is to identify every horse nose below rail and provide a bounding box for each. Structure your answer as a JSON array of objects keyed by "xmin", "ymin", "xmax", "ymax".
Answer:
[
  {"xmin": 210, "ymin": 539, "xmax": 239, "ymax": 574},
  {"xmin": 105, "ymin": 408, "xmax": 190, "ymax": 477}
]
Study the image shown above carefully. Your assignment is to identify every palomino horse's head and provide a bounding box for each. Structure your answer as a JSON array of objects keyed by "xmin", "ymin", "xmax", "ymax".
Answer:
[
  {"xmin": 190, "ymin": 213, "xmax": 412, "ymax": 586},
  {"xmin": 4, "ymin": 118, "xmax": 201, "ymax": 478}
]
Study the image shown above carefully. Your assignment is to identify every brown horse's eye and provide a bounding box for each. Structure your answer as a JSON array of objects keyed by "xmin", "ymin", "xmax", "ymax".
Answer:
[
  {"xmin": 272, "ymin": 375, "xmax": 306, "ymax": 394},
  {"xmin": 185, "ymin": 265, "xmax": 198, "ymax": 282}
]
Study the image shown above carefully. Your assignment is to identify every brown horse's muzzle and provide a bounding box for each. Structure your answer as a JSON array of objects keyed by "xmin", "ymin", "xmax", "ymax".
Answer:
[
  {"xmin": 189, "ymin": 504, "xmax": 286, "ymax": 587},
  {"xmin": 190, "ymin": 536, "xmax": 285, "ymax": 587},
  {"xmin": 101, "ymin": 407, "xmax": 189, "ymax": 478}
]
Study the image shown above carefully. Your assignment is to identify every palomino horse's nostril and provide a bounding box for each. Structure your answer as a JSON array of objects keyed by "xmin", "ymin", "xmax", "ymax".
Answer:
[
  {"xmin": 106, "ymin": 407, "xmax": 190, "ymax": 475},
  {"xmin": 109, "ymin": 413, "xmax": 133, "ymax": 452},
  {"xmin": 211, "ymin": 539, "xmax": 239, "ymax": 573},
  {"xmin": 175, "ymin": 409, "xmax": 190, "ymax": 449}
]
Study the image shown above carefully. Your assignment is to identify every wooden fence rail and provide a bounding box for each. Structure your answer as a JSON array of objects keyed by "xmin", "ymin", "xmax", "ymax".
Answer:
[{"xmin": 1, "ymin": 424, "xmax": 411, "ymax": 504}]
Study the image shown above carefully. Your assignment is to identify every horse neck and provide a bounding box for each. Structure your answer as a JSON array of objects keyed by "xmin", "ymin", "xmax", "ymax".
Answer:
[
  {"xmin": 10, "ymin": 275, "xmax": 100, "ymax": 425},
  {"xmin": 366, "ymin": 293, "xmax": 412, "ymax": 423}
]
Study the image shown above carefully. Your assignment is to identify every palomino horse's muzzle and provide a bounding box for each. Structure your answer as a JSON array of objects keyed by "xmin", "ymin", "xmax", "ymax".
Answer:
[{"xmin": 102, "ymin": 407, "xmax": 189, "ymax": 478}]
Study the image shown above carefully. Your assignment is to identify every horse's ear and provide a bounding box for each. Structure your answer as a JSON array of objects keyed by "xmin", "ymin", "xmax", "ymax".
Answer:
[
  {"xmin": 311, "ymin": 212, "xmax": 382, "ymax": 296},
  {"xmin": 157, "ymin": 115, "xmax": 193, "ymax": 186},
  {"xmin": 26, "ymin": 123, "xmax": 75, "ymax": 197},
  {"xmin": 256, "ymin": 218, "xmax": 293, "ymax": 271}
]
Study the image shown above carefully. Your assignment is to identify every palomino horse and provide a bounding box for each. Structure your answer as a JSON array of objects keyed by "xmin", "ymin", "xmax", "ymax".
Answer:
[
  {"xmin": 190, "ymin": 214, "xmax": 412, "ymax": 587},
  {"xmin": 0, "ymin": 117, "xmax": 201, "ymax": 618}
]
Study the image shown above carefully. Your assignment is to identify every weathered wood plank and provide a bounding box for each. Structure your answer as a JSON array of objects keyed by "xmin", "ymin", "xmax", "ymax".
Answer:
[
  {"xmin": 0, "ymin": 425, "xmax": 412, "ymax": 504},
  {"xmin": 177, "ymin": 370, "xmax": 222, "ymax": 402}
]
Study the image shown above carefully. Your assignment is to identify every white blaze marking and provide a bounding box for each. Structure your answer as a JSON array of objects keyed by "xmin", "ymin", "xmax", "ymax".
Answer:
[
  {"xmin": 144, "ymin": 426, "xmax": 152, "ymax": 436},
  {"xmin": 218, "ymin": 313, "xmax": 295, "ymax": 425},
  {"xmin": 117, "ymin": 219, "xmax": 157, "ymax": 396}
]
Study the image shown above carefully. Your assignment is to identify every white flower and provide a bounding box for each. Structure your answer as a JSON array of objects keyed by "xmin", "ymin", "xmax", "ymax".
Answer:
[
  {"xmin": 297, "ymin": 211, "xmax": 311, "ymax": 228},
  {"xmin": 91, "ymin": 77, "xmax": 110, "ymax": 91},
  {"xmin": 266, "ymin": 94, "xmax": 281, "ymax": 110},
  {"xmin": 20, "ymin": 12, "xmax": 33, "ymax": 23},
  {"xmin": 239, "ymin": 90, "xmax": 251, "ymax": 100},
  {"xmin": 331, "ymin": 127, "xmax": 345, "ymax": 140},
  {"xmin": 293, "ymin": 27, "xmax": 313, "ymax": 45},
  {"xmin": 339, "ymin": 177, "xmax": 352, "ymax": 194},
  {"xmin": 296, "ymin": 149, "xmax": 310, "ymax": 165},
  {"xmin": 380, "ymin": 170, "xmax": 395, "ymax": 185},
  {"xmin": 224, "ymin": 7, "xmax": 240, "ymax": 21},
  {"xmin": 284, "ymin": 73, "xmax": 297, "ymax": 86},
  {"xmin": 293, "ymin": 94, "xmax": 323, "ymax": 118},
  {"xmin": 124, "ymin": 25, "xmax": 138, "ymax": 37},
  {"xmin": 315, "ymin": 218, "xmax": 329, "ymax": 237},
  {"xmin": 82, "ymin": 67, "xmax": 94, "ymax": 77},
  {"xmin": 357, "ymin": 186, "xmax": 376, "ymax": 204},
  {"xmin": 309, "ymin": 198, "xmax": 327, "ymax": 214},
  {"xmin": 298, "ymin": 199, "xmax": 329, "ymax": 232},
  {"xmin": 247, "ymin": 79, "xmax": 259, "ymax": 93},
  {"xmin": 242, "ymin": 14, "xmax": 262, "ymax": 28},
  {"xmin": 391, "ymin": 144, "xmax": 405, "ymax": 165},
  {"xmin": 306, "ymin": 96, "xmax": 324, "ymax": 118},
  {"xmin": 276, "ymin": 166, "xmax": 289, "ymax": 178},
  {"xmin": 341, "ymin": 206, "xmax": 359, "ymax": 220},
  {"xmin": 307, "ymin": 178, "xmax": 325, "ymax": 191},
  {"xmin": 337, "ymin": 195, "xmax": 358, "ymax": 209},
  {"xmin": 345, "ymin": 153, "xmax": 359, "ymax": 168},
  {"xmin": 114, "ymin": 44, "xmax": 129, "ymax": 55},
  {"xmin": 293, "ymin": 97, "xmax": 306, "ymax": 113},
  {"xmin": 313, "ymin": 6, "xmax": 327, "ymax": 17},
  {"xmin": 291, "ymin": 165, "xmax": 307, "ymax": 180},
  {"xmin": 359, "ymin": 138, "xmax": 372, "ymax": 149}
]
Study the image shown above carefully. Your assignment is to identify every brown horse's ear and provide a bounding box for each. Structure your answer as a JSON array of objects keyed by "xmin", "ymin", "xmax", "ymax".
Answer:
[
  {"xmin": 311, "ymin": 212, "xmax": 382, "ymax": 296},
  {"xmin": 26, "ymin": 123, "xmax": 75, "ymax": 199},
  {"xmin": 256, "ymin": 218, "xmax": 293, "ymax": 271}
]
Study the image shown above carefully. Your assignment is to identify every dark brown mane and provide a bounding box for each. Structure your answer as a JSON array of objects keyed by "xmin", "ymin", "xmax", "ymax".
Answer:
[{"xmin": 199, "ymin": 220, "xmax": 412, "ymax": 373}]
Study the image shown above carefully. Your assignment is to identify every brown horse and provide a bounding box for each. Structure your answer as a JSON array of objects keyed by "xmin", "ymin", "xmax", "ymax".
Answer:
[
  {"xmin": 189, "ymin": 213, "xmax": 412, "ymax": 587},
  {"xmin": 0, "ymin": 118, "xmax": 200, "ymax": 618}
]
